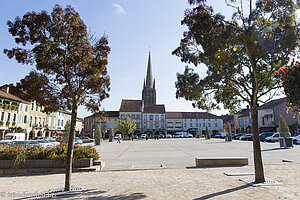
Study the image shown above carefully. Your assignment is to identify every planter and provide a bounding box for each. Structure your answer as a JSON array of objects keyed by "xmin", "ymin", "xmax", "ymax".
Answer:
[
  {"xmin": 279, "ymin": 137, "xmax": 293, "ymax": 148},
  {"xmin": 0, "ymin": 158, "xmax": 93, "ymax": 169},
  {"xmin": 225, "ymin": 135, "xmax": 232, "ymax": 142},
  {"xmin": 95, "ymin": 139, "xmax": 101, "ymax": 145}
]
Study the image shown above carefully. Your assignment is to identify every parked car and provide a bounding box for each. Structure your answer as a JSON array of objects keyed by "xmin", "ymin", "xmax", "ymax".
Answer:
[
  {"xmin": 141, "ymin": 134, "xmax": 147, "ymax": 139},
  {"xmin": 233, "ymin": 133, "xmax": 247, "ymax": 140},
  {"xmin": 259, "ymin": 132, "xmax": 274, "ymax": 142},
  {"xmin": 114, "ymin": 134, "xmax": 121, "ymax": 139},
  {"xmin": 292, "ymin": 135, "xmax": 300, "ymax": 144},
  {"xmin": 79, "ymin": 136, "xmax": 95, "ymax": 143},
  {"xmin": 165, "ymin": 134, "xmax": 172, "ymax": 138},
  {"xmin": 44, "ymin": 137, "xmax": 60, "ymax": 146},
  {"xmin": 159, "ymin": 133, "xmax": 165, "ymax": 138},
  {"xmin": 74, "ymin": 137, "xmax": 83, "ymax": 145},
  {"xmin": 240, "ymin": 134, "xmax": 253, "ymax": 141},
  {"xmin": 149, "ymin": 134, "xmax": 155, "ymax": 139},
  {"xmin": 173, "ymin": 133, "xmax": 184, "ymax": 138},
  {"xmin": 184, "ymin": 134, "xmax": 193, "ymax": 138},
  {"xmin": 36, "ymin": 140, "xmax": 54, "ymax": 148},
  {"xmin": 265, "ymin": 133, "xmax": 280, "ymax": 142},
  {"xmin": 213, "ymin": 132, "xmax": 227, "ymax": 139}
]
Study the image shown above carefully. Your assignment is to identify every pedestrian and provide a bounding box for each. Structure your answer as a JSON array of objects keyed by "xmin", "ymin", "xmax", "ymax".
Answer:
[{"xmin": 117, "ymin": 134, "xmax": 122, "ymax": 143}]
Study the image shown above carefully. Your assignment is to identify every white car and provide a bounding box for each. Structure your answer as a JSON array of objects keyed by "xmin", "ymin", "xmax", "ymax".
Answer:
[
  {"xmin": 165, "ymin": 134, "xmax": 172, "ymax": 138},
  {"xmin": 37, "ymin": 140, "xmax": 55, "ymax": 148},
  {"xmin": 265, "ymin": 132, "xmax": 291, "ymax": 142},
  {"xmin": 292, "ymin": 135, "xmax": 300, "ymax": 144},
  {"xmin": 45, "ymin": 137, "xmax": 60, "ymax": 146}
]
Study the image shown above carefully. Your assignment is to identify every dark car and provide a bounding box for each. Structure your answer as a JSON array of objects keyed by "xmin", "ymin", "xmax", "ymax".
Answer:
[
  {"xmin": 240, "ymin": 134, "xmax": 253, "ymax": 141},
  {"xmin": 259, "ymin": 132, "xmax": 274, "ymax": 142},
  {"xmin": 232, "ymin": 133, "xmax": 246, "ymax": 140}
]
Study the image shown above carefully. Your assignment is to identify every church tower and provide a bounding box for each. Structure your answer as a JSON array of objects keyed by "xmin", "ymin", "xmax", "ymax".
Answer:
[{"xmin": 142, "ymin": 52, "xmax": 156, "ymax": 105}]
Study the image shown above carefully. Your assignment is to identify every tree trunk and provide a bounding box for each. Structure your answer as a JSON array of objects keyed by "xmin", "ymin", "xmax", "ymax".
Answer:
[
  {"xmin": 64, "ymin": 102, "xmax": 78, "ymax": 191},
  {"xmin": 251, "ymin": 103, "xmax": 265, "ymax": 183}
]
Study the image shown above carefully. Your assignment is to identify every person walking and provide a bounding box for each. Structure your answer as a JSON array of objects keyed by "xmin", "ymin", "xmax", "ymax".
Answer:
[{"xmin": 117, "ymin": 134, "xmax": 122, "ymax": 144}]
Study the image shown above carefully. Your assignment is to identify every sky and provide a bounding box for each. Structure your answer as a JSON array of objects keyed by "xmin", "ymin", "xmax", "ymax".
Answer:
[{"xmin": 0, "ymin": 0, "xmax": 297, "ymax": 118}]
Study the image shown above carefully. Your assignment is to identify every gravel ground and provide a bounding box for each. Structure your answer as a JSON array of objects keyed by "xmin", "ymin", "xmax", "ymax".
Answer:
[{"xmin": 0, "ymin": 164, "xmax": 299, "ymax": 200}]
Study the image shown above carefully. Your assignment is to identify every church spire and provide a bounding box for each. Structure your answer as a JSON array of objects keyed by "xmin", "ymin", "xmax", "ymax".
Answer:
[{"xmin": 145, "ymin": 52, "xmax": 153, "ymax": 88}]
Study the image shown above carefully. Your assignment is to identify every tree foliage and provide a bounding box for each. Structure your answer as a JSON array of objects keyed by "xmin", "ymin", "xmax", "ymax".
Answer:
[
  {"xmin": 117, "ymin": 117, "xmax": 136, "ymax": 135},
  {"xmin": 4, "ymin": 4, "xmax": 110, "ymax": 113},
  {"xmin": 4, "ymin": 4, "xmax": 111, "ymax": 191},
  {"xmin": 173, "ymin": 0, "xmax": 299, "ymax": 183}
]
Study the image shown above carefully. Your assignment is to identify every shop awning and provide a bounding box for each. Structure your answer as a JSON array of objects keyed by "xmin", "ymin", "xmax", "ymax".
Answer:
[{"xmin": 56, "ymin": 130, "xmax": 63, "ymax": 134}]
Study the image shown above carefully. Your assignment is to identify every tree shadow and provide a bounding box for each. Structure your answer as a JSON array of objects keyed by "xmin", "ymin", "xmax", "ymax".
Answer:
[
  {"xmin": 193, "ymin": 184, "xmax": 251, "ymax": 200},
  {"xmin": 15, "ymin": 189, "xmax": 147, "ymax": 200}
]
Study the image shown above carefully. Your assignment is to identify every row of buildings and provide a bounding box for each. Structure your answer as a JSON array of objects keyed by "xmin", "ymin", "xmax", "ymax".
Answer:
[
  {"xmin": 223, "ymin": 98, "xmax": 300, "ymax": 135},
  {"xmin": 84, "ymin": 53, "xmax": 224, "ymax": 137},
  {"xmin": 0, "ymin": 85, "xmax": 83, "ymax": 140},
  {"xmin": 84, "ymin": 53, "xmax": 300, "ymax": 137}
]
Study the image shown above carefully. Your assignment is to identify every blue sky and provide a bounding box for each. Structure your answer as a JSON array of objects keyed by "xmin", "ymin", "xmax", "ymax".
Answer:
[{"xmin": 0, "ymin": 0, "xmax": 295, "ymax": 118}]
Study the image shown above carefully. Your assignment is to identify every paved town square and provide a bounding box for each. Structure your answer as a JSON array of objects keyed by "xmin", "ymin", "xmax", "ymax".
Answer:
[{"xmin": 0, "ymin": 139, "xmax": 299, "ymax": 199}]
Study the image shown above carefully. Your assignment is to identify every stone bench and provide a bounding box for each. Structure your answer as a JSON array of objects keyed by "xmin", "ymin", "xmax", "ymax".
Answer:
[{"xmin": 195, "ymin": 157, "xmax": 248, "ymax": 167}]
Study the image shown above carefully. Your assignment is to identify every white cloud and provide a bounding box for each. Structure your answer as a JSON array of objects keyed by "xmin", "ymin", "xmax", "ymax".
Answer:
[{"xmin": 112, "ymin": 3, "xmax": 126, "ymax": 16}]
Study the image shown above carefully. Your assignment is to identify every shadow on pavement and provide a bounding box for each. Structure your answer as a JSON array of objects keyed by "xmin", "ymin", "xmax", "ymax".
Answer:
[
  {"xmin": 262, "ymin": 147, "xmax": 286, "ymax": 152},
  {"xmin": 15, "ymin": 189, "xmax": 147, "ymax": 200},
  {"xmin": 193, "ymin": 184, "xmax": 251, "ymax": 200}
]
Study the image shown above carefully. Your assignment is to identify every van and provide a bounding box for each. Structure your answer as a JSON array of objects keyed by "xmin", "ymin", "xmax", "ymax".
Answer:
[{"xmin": 1, "ymin": 133, "xmax": 26, "ymax": 142}]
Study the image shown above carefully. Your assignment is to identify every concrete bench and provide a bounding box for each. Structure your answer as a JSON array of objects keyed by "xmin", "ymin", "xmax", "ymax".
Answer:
[{"xmin": 195, "ymin": 157, "xmax": 248, "ymax": 167}]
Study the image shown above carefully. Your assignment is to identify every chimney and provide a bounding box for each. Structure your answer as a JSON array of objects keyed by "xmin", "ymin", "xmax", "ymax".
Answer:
[{"xmin": 1, "ymin": 85, "xmax": 9, "ymax": 94}]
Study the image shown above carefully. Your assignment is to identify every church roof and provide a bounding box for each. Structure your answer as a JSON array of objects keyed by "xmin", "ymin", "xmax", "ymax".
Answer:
[
  {"xmin": 258, "ymin": 97, "xmax": 286, "ymax": 110},
  {"xmin": 145, "ymin": 52, "xmax": 154, "ymax": 89},
  {"xmin": 143, "ymin": 104, "xmax": 165, "ymax": 113},
  {"xmin": 119, "ymin": 100, "xmax": 143, "ymax": 112}
]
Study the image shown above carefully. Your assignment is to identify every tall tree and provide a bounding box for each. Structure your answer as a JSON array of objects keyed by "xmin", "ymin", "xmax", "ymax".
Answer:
[
  {"xmin": 117, "ymin": 117, "xmax": 136, "ymax": 136},
  {"xmin": 63, "ymin": 120, "xmax": 71, "ymax": 142},
  {"xmin": 4, "ymin": 5, "xmax": 110, "ymax": 190},
  {"xmin": 173, "ymin": 0, "xmax": 299, "ymax": 182}
]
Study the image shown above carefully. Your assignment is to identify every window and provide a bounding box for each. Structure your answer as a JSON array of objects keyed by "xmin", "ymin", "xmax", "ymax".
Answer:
[
  {"xmin": 161, "ymin": 115, "xmax": 164, "ymax": 120},
  {"xmin": 215, "ymin": 123, "xmax": 217, "ymax": 127},
  {"xmin": 25, "ymin": 105, "xmax": 28, "ymax": 112},
  {"xmin": 190, "ymin": 123, "xmax": 192, "ymax": 127},
  {"xmin": 7, "ymin": 113, "xmax": 11, "ymax": 122},
  {"xmin": 184, "ymin": 123, "xmax": 187, "ymax": 127},
  {"xmin": 1, "ymin": 112, "xmax": 4, "ymax": 120},
  {"xmin": 34, "ymin": 117, "xmax": 37, "ymax": 126},
  {"xmin": 208, "ymin": 123, "xmax": 211, "ymax": 127},
  {"xmin": 161, "ymin": 122, "xmax": 165, "ymax": 128},
  {"xmin": 136, "ymin": 114, "xmax": 140, "ymax": 119},
  {"xmin": 13, "ymin": 114, "xmax": 16, "ymax": 122},
  {"xmin": 36, "ymin": 105, "xmax": 38, "ymax": 111},
  {"xmin": 215, "ymin": 119, "xmax": 217, "ymax": 122},
  {"xmin": 136, "ymin": 123, "xmax": 140, "ymax": 129},
  {"xmin": 31, "ymin": 103, "xmax": 34, "ymax": 110},
  {"xmin": 61, "ymin": 120, "xmax": 63, "ymax": 126},
  {"xmin": 58, "ymin": 119, "xmax": 60, "ymax": 126},
  {"xmin": 62, "ymin": 112, "xmax": 64, "ymax": 116},
  {"xmin": 150, "ymin": 115, "xmax": 153, "ymax": 120},
  {"xmin": 155, "ymin": 122, "xmax": 159, "ymax": 128},
  {"xmin": 150, "ymin": 122, "xmax": 153, "ymax": 128},
  {"xmin": 155, "ymin": 115, "xmax": 159, "ymax": 121},
  {"xmin": 203, "ymin": 123, "xmax": 205, "ymax": 127},
  {"xmin": 29, "ymin": 116, "xmax": 32, "ymax": 127},
  {"xmin": 196, "ymin": 123, "xmax": 198, "ymax": 127},
  {"xmin": 49, "ymin": 117, "xmax": 52, "ymax": 127},
  {"xmin": 20, "ymin": 104, "xmax": 23, "ymax": 112},
  {"xmin": 144, "ymin": 122, "xmax": 147, "ymax": 128},
  {"xmin": 144, "ymin": 115, "xmax": 147, "ymax": 121},
  {"xmin": 42, "ymin": 118, "xmax": 45, "ymax": 127}
]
